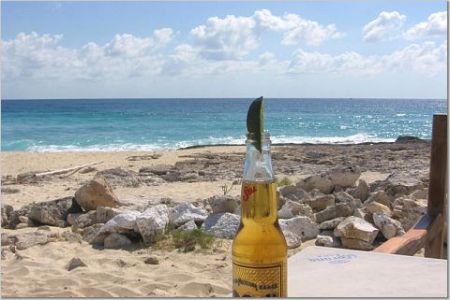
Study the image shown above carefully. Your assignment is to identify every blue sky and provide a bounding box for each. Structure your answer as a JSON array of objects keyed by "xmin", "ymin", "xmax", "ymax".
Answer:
[{"xmin": 1, "ymin": 1, "xmax": 447, "ymax": 99}]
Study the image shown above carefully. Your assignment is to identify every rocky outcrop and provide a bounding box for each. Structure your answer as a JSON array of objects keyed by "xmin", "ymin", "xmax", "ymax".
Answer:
[
  {"xmin": 207, "ymin": 195, "xmax": 239, "ymax": 214},
  {"xmin": 135, "ymin": 205, "xmax": 169, "ymax": 244},
  {"xmin": 304, "ymin": 194, "xmax": 335, "ymax": 211},
  {"xmin": 28, "ymin": 197, "xmax": 82, "ymax": 227},
  {"xmin": 315, "ymin": 203, "xmax": 353, "ymax": 223},
  {"xmin": 334, "ymin": 216, "xmax": 379, "ymax": 250},
  {"xmin": 74, "ymin": 176, "xmax": 120, "ymax": 211},
  {"xmin": 169, "ymin": 203, "xmax": 208, "ymax": 227},
  {"xmin": 363, "ymin": 201, "xmax": 392, "ymax": 217},
  {"xmin": 279, "ymin": 216, "xmax": 319, "ymax": 241},
  {"xmin": 349, "ymin": 179, "xmax": 369, "ymax": 202},
  {"xmin": 203, "ymin": 213, "xmax": 239, "ymax": 239},
  {"xmin": 178, "ymin": 220, "xmax": 197, "ymax": 231},
  {"xmin": 373, "ymin": 213, "xmax": 405, "ymax": 239},
  {"xmin": 298, "ymin": 174, "xmax": 334, "ymax": 194},
  {"xmin": 104, "ymin": 233, "xmax": 133, "ymax": 249},
  {"xmin": 318, "ymin": 217, "xmax": 345, "ymax": 230},
  {"xmin": 278, "ymin": 200, "xmax": 313, "ymax": 220},
  {"xmin": 279, "ymin": 186, "xmax": 310, "ymax": 201},
  {"xmin": 96, "ymin": 168, "xmax": 141, "ymax": 187},
  {"xmin": 328, "ymin": 166, "xmax": 361, "ymax": 188}
]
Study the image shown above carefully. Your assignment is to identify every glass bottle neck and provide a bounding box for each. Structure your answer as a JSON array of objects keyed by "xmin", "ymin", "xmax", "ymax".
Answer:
[{"xmin": 242, "ymin": 133, "xmax": 274, "ymax": 182}]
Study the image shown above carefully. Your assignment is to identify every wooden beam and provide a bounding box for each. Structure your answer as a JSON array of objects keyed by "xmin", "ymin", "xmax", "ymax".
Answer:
[{"xmin": 425, "ymin": 114, "xmax": 447, "ymax": 258}]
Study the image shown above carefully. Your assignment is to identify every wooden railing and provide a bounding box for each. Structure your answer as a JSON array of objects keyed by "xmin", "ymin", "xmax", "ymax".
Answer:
[{"xmin": 374, "ymin": 114, "xmax": 447, "ymax": 258}]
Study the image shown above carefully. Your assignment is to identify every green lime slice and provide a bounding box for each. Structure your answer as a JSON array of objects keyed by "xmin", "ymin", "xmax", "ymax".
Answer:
[{"xmin": 246, "ymin": 96, "xmax": 264, "ymax": 152}]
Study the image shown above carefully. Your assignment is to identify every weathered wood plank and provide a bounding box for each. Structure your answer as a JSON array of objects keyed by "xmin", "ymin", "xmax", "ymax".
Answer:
[{"xmin": 425, "ymin": 114, "xmax": 447, "ymax": 258}]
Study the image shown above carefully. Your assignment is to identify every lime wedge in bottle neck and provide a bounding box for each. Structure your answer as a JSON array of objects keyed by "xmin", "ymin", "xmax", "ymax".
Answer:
[{"xmin": 246, "ymin": 96, "xmax": 264, "ymax": 152}]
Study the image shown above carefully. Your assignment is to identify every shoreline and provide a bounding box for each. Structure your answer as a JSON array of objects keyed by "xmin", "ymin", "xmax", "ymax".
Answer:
[{"xmin": 1, "ymin": 136, "xmax": 430, "ymax": 153}]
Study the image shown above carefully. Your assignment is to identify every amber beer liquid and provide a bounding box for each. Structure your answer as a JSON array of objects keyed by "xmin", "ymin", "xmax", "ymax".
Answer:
[{"xmin": 232, "ymin": 133, "xmax": 288, "ymax": 297}]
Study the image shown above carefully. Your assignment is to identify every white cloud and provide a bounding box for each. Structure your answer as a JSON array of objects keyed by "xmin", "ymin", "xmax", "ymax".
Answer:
[
  {"xmin": 190, "ymin": 15, "xmax": 258, "ymax": 60},
  {"xmin": 254, "ymin": 9, "xmax": 344, "ymax": 46},
  {"xmin": 363, "ymin": 11, "xmax": 406, "ymax": 42},
  {"xmin": 289, "ymin": 41, "xmax": 446, "ymax": 76},
  {"xmin": 404, "ymin": 11, "xmax": 447, "ymax": 40},
  {"xmin": 2, "ymin": 29, "xmax": 173, "ymax": 81},
  {"xmin": 188, "ymin": 9, "xmax": 344, "ymax": 61}
]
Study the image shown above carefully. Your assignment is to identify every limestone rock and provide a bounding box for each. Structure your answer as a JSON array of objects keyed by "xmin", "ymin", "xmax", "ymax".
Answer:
[
  {"xmin": 28, "ymin": 197, "xmax": 82, "ymax": 228},
  {"xmin": 178, "ymin": 220, "xmax": 197, "ymax": 231},
  {"xmin": 334, "ymin": 191, "xmax": 362, "ymax": 209},
  {"xmin": 169, "ymin": 203, "xmax": 208, "ymax": 227},
  {"xmin": 67, "ymin": 210, "xmax": 97, "ymax": 228},
  {"xmin": 283, "ymin": 231, "xmax": 302, "ymax": 249},
  {"xmin": 392, "ymin": 198, "xmax": 427, "ymax": 231},
  {"xmin": 101, "ymin": 211, "xmax": 140, "ymax": 232},
  {"xmin": 298, "ymin": 174, "xmax": 334, "ymax": 194},
  {"xmin": 15, "ymin": 231, "xmax": 49, "ymax": 250},
  {"xmin": 366, "ymin": 190, "xmax": 391, "ymax": 207},
  {"xmin": 135, "ymin": 205, "xmax": 169, "ymax": 244},
  {"xmin": 315, "ymin": 235, "xmax": 334, "ymax": 247},
  {"xmin": 334, "ymin": 216, "xmax": 379, "ymax": 244},
  {"xmin": 279, "ymin": 186, "xmax": 310, "ymax": 201},
  {"xmin": 278, "ymin": 200, "xmax": 313, "ymax": 220},
  {"xmin": 279, "ymin": 216, "xmax": 319, "ymax": 241},
  {"xmin": 82, "ymin": 223, "xmax": 104, "ymax": 244},
  {"xmin": 349, "ymin": 179, "xmax": 369, "ymax": 202},
  {"xmin": 104, "ymin": 233, "xmax": 132, "ymax": 249},
  {"xmin": 74, "ymin": 175, "xmax": 120, "ymax": 211},
  {"xmin": 364, "ymin": 201, "xmax": 392, "ymax": 217},
  {"xmin": 340, "ymin": 237, "xmax": 374, "ymax": 250},
  {"xmin": 304, "ymin": 195, "xmax": 335, "ymax": 211},
  {"xmin": 328, "ymin": 166, "xmax": 361, "ymax": 188},
  {"xmin": 96, "ymin": 168, "xmax": 140, "ymax": 187},
  {"xmin": 373, "ymin": 213, "xmax": 405, "ymax": 239},
  {"xmin": 66, "ymin": 257, "xmax": 87, "ymax": 271},
  {"xmin": 96, "ymin": 206, "xmax": 122, "ymax": 224},
  {"xmin": 207, "ymin": 195, "xmax": 239, "ymax": 214},
  {"xmin": 203, "ymin": 213, "xmax": 240, "ymax": 239},
  {"xmin": 315, "ymin": 203, "xmax": 353, "ymax": 223},
  {"xmin": 319, "ymin": 217, "xmax": 345, "ymax": 230}
]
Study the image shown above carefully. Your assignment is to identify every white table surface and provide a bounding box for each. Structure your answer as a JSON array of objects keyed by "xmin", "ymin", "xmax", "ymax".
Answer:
[{"xmin": 288, "ymin": 246, "xmax": 448, "ymax": 297}]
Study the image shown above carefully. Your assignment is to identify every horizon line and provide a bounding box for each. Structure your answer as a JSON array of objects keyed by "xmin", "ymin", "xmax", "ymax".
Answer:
[{"xmin": 1, "ymin": 97, "xmax": 447, "ymax": 101}]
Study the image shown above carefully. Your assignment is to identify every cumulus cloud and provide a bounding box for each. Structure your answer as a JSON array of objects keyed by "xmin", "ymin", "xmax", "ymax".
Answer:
[
  {"xmin": 2, "ymin": 29, "xmax": 173, "ymax": 81},
  {"xmin": 254, "ymin": 9, "xmax": 344, "ymax": 46},
  {"xmin": 189, "ymin": 9, "xmax": 344, "ymax": 60},
  {"xmin": 363, "ymin": 11, "xmax": 406, "ymax": 42},
  {"xmin": 404, "ymin": 11, "xmax": 447, "ymax": 40},
  {"xmin": 289, "ymin": 41, "xmax": 446, "ymax": 76},
  {"xmin": 190, "ymin": 15, "xmax": 258, "ymax": 60}
]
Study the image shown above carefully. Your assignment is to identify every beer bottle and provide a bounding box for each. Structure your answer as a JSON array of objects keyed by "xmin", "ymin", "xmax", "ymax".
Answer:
[{"xmin": 232, "ymin": 98, "xmax": 287, "ymax": 297}]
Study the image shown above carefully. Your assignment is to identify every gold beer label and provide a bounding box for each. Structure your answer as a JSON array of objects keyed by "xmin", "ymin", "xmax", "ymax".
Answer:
[{"xmin": 232, "ymin": 261, "xmax": 283, "ymax": 297}]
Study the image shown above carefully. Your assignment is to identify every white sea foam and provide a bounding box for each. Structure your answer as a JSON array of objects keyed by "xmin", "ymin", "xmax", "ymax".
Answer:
[
  {"xmin": 24, "ymin": 133, "xmax": 395, "ymax": 152},
  {"xmin": 396, "ymin": 113, "xmax": 406, "ymax": 117}
]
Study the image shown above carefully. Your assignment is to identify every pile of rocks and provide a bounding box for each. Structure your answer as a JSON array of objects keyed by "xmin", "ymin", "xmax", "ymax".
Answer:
[
  {"xmin": 277, "ymin": 166, "xmax": 427, "ymax": 250},
  {"xmin": 2, "ymin": 165, "xmax": 429, "ymax": 253}
]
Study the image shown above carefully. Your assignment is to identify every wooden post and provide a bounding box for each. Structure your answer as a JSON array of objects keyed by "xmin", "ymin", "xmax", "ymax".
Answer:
[{"xmin": 425, "ymin": 114, "xmax": 447, "ymax": 258}]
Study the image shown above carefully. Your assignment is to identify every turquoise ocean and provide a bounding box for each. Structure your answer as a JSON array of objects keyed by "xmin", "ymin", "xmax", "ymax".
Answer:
[{"xmin": 1, "ymin": 98, "xmax": 446, "ymax": 152}]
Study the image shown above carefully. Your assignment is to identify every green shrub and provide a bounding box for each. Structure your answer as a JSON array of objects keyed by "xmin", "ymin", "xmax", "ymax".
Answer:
[
  {"xmin": 277, "ymin": 176, "xmax": 293, "ymax": 187},
  {"xmin": 171, "ymin": 229, "xmax": 215, "ymax": 252}
]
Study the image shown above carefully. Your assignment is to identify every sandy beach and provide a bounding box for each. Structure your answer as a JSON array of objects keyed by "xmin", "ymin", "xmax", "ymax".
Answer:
[{"xmin": 1, "ymin": 141, "xmax": 434, "ymax": 297}]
